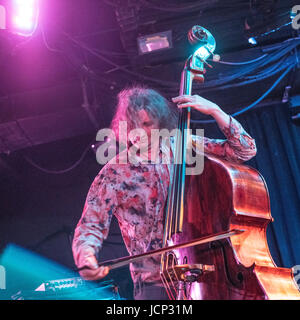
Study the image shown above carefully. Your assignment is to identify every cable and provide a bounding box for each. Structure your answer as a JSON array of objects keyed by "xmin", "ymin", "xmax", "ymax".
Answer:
[
  {"xmin": 253, "ymin": 21, "xmax": 293, "ymax": 42},
  {"xmin": 231, "ymin": 65, "xmax": 294, "ymax": 117},
  {"xmin": 40, "ymin": 23, "xmax": 64, "ymax": 54},
  {"xmin": 104, "ymin": 64, "xmax": 132, "ymax": 74},
  {"xmin": 208, "ymin": 53, "xmax": 268, "ymax": 66},
  {"xmin": 24, "ymin": 139, "xmax": 94, "ymax": 174},
  {"xmin": 65, "ymin": 30, "xmax": 298, "ymax": 90},
  {"xmin": 191, "ymin": 64, "xmax": 294, "ymax": 124},
  {"xmin": 94, "ymin": 48, "xmax": 129, "ymax": 57},
  {"xmin": 73, "ymin": 28, "xmax": 120, "ymax": 39},
  {"xmin": 46, "ymin": 17, "xmax": 299, "ymax": 92},
  {"xmin": 195, "ymin": 40, "xmax": 300, "ymax": 90},
  {"xmin": 62, "ymin": 31, "xmax": 178, "ymax": 87},
  {"xmin": 45, "ymin": 21, "xmax": 300, "ymax": 99},
  {"xmin": 140, "ymin": 0, "xmax": 208, "ymax": 13},
  {"xmin": 199, "ymin": 55, "xmax": 294, "ymax": 93}
]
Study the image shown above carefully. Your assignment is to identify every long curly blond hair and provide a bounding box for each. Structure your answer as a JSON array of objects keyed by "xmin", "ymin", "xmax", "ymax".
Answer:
[{"xmin": 110, "ymin": 85, "xmax": 178, "ymax": 144}]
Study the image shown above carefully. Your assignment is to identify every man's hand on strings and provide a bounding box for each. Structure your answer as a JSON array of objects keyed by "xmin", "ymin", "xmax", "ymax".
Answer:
[
  {"xmin": 173, "ymin": 94, "xmax": 232, "ymax": 129},
  {"xmin": 78, "ymin": 255, "xmax": 109, "ymax": 281},
  {"xmin": 172, "ymin": 94, "xmax": 220, "ymax": 116}
]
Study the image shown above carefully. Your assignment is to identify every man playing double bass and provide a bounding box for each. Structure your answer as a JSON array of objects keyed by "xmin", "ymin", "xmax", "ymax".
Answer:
[{"xmin": 72, "ymin": 85, "xmax": 257, "ymax": 300}]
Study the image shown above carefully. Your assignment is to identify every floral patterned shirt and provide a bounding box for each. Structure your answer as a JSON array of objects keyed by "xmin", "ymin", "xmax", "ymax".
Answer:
[{"xmin": 72, "ymin": 116, "xmax": 257, "ymax": 284}]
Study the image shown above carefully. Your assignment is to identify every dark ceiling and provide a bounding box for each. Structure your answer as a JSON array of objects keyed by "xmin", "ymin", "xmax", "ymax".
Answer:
[{"xmin": 0, "ymin": 0, "xmax": 299, "ymax": 157}]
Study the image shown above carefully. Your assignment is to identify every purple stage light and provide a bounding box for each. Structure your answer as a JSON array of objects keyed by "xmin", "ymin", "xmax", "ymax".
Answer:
[{"xmin": 11, "ymin": 0, "xmax": 39, "ymax": 37}]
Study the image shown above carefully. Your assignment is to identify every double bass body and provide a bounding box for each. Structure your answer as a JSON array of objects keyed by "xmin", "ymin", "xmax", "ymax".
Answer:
[{"xmin": 172, "ymin": 155, "xmax": 300, "ymax": 300}]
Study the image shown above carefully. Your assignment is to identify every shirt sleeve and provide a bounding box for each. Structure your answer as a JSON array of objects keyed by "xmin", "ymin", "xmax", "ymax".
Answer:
[
  {"xmin": 72, "ymin": 164, "xmax": 120, "ymax": 269},
  {"xmin": 191, "ymin": 116, "xmax": 257, "ymax": 163}
]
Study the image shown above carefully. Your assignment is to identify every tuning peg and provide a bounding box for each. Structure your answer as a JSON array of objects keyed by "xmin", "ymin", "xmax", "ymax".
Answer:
[{"xmin": 212, "ymin": 54, "xmax": 220, "ymax": 62}]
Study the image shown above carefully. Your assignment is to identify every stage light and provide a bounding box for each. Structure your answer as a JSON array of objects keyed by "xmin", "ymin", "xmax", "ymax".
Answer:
[
  {"xmin": 248, "ymin": 37, "xmax": 257, "ymax": 45},
  {"xmin": 11, "ymin": 0, "xmax": 39, "ymax": 37},
  {"xmin": 137, "ymin": 30, "xmax": 172, "ymax": 55}
]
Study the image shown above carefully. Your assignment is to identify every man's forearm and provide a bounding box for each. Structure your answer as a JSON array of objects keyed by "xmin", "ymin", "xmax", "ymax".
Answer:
[{"xmin": 209, "ymin": 105, "xmax": 231, "ymax": 130}]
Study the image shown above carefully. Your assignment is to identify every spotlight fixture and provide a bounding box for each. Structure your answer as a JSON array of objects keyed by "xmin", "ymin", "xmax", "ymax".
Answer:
[
  {"xmin": 244, "ymin": 0, "xmax": 278, "ymax": 45},
  {"xmin": 0, "ymin": 0, "xmax": 39, "ymax": 37},
  {"xmin": 248, "ymin": 37, "xmax": 257, "ymax": 45},
  {"xmin": 11, "ymin": 0, "xmax": 39, "ymax": 37},
  {"xmin": 137, "ymin": 30, "xmax": 172, "ymax": 55}
]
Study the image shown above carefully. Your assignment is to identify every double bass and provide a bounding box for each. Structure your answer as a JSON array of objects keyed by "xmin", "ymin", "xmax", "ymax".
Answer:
[{"xmin": 159, "ymin": 26, "xmax": 300, "ymax": 300}]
